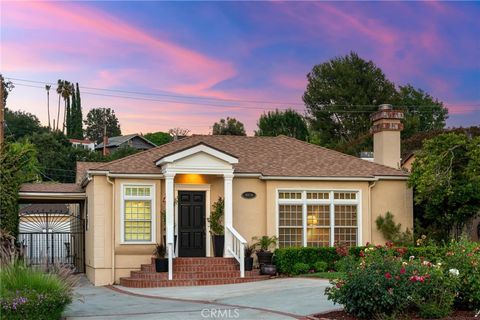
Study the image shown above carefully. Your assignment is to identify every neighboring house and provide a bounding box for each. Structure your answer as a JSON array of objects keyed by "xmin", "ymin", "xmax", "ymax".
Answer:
[
  {"xmin": 20, "ymin": 105, "xmax": 414, "ymax": 287},
  {"xmin": 69, "ymin": 138, "xmax": 95, "ymax": 151},
  {"xmin": 94, "ymin": 134, "xmax": 156, "ymax": 154},
  {"xmin": 401, "ymin": 152, "xmax": 416, "ymax": 172}
]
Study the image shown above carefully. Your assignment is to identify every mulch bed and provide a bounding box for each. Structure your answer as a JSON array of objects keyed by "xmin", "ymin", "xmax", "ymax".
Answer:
[{"xmin": 313, "ymin": 310, "xmax": 478, "ymax": 319}]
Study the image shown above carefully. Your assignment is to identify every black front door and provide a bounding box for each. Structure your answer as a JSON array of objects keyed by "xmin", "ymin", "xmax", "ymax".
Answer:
[{"xmin": 178, "ymin": 191, "xmax": 206, "ymax": 257}]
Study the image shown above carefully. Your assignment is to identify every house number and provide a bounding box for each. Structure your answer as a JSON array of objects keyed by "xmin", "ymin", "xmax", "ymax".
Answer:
[{"xmin": 242, "ymin": 192, "xmax": 256, "ymax": 199}]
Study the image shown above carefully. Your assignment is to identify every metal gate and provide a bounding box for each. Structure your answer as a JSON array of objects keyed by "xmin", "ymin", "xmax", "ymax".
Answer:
[{"xmin": 18, "ymin": 204, "xmax": 85, "ymax": 272}]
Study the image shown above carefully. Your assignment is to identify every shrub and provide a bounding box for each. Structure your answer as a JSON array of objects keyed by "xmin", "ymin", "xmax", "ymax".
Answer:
[
  {"xmin": 442, "ymin": 240, "xmax": 480, "ymax": 310},
  {"xmin": 375, "ymin": 211, "xmax": 413, "ymax": 246},
  {"xmin": 326, "ymin": 243, "xmax": 460, "ymax": 319},
  {"xmin": 0, "ymin": 263, "xmax": 74, "ymax": 320},
  {"xmin": 292, "ymin": 262, "xmax": 310, "ymax": 275},
  {"xmin": 313, "ymin": 261, "xmax": 328, "ymax": 272},
  {"xmin": 275, "ymin": 247, "xmax": 339, "ymax": 274}
]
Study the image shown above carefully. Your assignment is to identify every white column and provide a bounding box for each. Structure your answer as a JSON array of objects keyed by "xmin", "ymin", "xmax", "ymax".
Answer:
[
  {"xmin": 164, "ymin": 172, "xmax": 175, "ymax": 280},
  {"xmin": 223, "ymin": 172, "xmax": 234, "ymax": 257}
]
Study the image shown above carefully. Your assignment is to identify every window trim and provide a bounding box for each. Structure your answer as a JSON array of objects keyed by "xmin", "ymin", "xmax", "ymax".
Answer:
[
  {"xmin": 120, "ymin": 183, "xmax": 156, "ymax": 244},
  {"xmin": 276, "ymin": 188, "xmax": 362, "ymax": 247}
]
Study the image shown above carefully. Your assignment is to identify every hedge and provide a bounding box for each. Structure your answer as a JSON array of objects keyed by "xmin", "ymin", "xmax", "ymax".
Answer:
[
  {"xmin": 274, "ymin": 245, "xmax": 441, "ymax": 275},
  {"xmin": 274, "ymin": 247, "xmax": 339, "ymax": 274}
]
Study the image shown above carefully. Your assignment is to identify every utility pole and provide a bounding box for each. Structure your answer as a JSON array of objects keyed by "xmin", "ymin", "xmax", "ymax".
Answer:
[
  {"xmin": 46, "ymin": 84, "xmax": 51, "ymax": 129},
  {"xmin": 103, "ymin": 112, "xmax": 108, "ymax": 156},
  {"xmin": 0, "ymin": 76, "xmax": 4, "ymax": 146}
]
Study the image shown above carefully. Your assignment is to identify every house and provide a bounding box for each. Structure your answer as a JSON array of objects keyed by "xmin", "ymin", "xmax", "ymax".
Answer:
[
  {"xmin": 94, "ymin": 133, "xmax": 157, "ymax": 154},
  {"xmin": 20, "ymin": 104, "xmax": 413, "ymax": 287},
  {"xmin": 69, "ymin": 138, "xmax": 95, "ymax": 151}
]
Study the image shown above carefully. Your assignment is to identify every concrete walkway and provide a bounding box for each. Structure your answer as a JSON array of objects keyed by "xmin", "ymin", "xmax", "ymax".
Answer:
[{"xmin": 64, "ymin": 277, "xmax": 340, "ymax": 319}]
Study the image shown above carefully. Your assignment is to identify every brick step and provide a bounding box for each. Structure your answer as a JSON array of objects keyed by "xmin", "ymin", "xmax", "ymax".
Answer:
[
  {"xmin": 141, "ymin": 263, "xmax": 242, "ymax": 272},
  {"xmin": 172, "ymin": 257, "xmax": 238, "ymax": 265},
  {"xmin": 130, "ymin": 270, "xmax": 261, "ymax": 280},
  {"xmin": 119, "ymin": 276, "xmax": 270, "ymax": 288}
]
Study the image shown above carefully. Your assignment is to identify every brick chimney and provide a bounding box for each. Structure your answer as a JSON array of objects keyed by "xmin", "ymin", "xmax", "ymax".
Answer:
[{"xmin": 371, "ymin": 104, "xmax": 404, "ymax": 169}]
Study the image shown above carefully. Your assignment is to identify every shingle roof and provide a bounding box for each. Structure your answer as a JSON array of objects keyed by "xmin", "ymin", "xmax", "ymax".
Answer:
[
  {"xmin": 91, "ymin": 135, "xmax": 407, "ymax": 178},
  {"xmin": 20, "ymin": 183, "xmax": 84, "ymax": 193},
  {"xmin": 95, "ymin": 134, "xmax": 156, "ymax": 149},
  {"xmin": 76, "ymin": 161, "xmax": 105, "ymax": 183}
]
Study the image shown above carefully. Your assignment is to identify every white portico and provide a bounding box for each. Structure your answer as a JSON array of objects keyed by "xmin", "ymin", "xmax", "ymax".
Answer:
[{"xmin": 155, "ymin": 143, "xmax": 247, "ymax": 280}]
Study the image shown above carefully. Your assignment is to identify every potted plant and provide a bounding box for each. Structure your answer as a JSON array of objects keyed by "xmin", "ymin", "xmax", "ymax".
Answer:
[
  {"xmin": 207, "ymin": 197, "xmax": 224, "ymax": 257},
  {"xmin": 153, "ymin": 242, "xmax": 168, "ymax": 272},
  {"xmin": 252, "ymin": 235, "xmax": 277, "ymax": 265},
  {"xmin": 244, "ymin": 244, "xmax": 255, "ymax": 271}
]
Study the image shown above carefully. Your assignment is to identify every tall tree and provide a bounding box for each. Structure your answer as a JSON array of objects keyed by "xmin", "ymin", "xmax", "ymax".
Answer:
[
  {"xmin": 144, "ymin": 131, "xmax": 171, "ymax": 146},
  {"xmin": 65, "ymin": 91, "xmax": 72, "ymax": 137},
  {"xmin": 84, "ymin": 107, "xmax": 121, "ymax": 143},
  {"xmin": 61, "ymin": 81, "xmax": 73, "ymax": 134},
  {"xmin": 71, "ymin": 83, "xmax": 83, "ymax": 139},
  {"xmin": 45, "ymin": 84, "xmax": 51, "ymax": 129},
  {"xmin": 303, "ymin": 52, "xmax": 397, "ymax": 150},
  {"xmin": 4, "ymin": 108, "xmax": 46, "ymax": 140},
  {"xmin": 395, "ymin": 84, "xmax": 448, "ymax": 139},
  {"xmin": 56, "ymin": 80, "xmax": 64, "ymax": 131},
  {"xmin": 212, "ymin": 117, "xmax": 246, "ymax": 136},
  {"xmin": 255, "ymin": 109, "xmax": 309, "ymax": 141},
  {"xmin": 408, "ymin": 133, "xmax": 480, "ymax": 241},
  {"xmin": 0, "ymin": 74, "xmax": 14, "ymax": 105}
]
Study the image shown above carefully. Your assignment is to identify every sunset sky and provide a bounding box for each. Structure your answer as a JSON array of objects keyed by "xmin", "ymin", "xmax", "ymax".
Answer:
[{"xmin": 1, "ymin": 1, "xmax": 479, "ymax": 135}]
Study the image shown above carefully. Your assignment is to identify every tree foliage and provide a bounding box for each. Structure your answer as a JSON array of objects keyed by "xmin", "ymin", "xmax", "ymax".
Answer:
[
  {"xmin": 212, "ymin": 117, "xmax": 246, "ymax": 136},
  {"xmin": 0, "ymin": 141, "xmax": 39, "ymax": 238},
  {"xmin": 303, "ymin": 52, "xmax": 396, "ymax": 150},
  {"xmin": 255, "ymin": 109, "xmax": 309, "ymax": 141},
  {"xmin": 4, "ymin": 108, "xmax": 47, "ymax": 140},
  {"xmin": 395, "ymin": 84, "xmax": 448, "ymax": 139},
  {"xmin": 67, "ymin": 83, "xmax": 83, "ymax": 139},
  {"xmin": 1, "ymin": 74, "xmax": 14, "ymax": 105},
  {"xmin": 408, "ymin": 133, "xmax": 480, "ymax": 241},
  {"xmin": 303, "ymin": 52, "xmax": 449, "ymax": 154},
  {"xmin": 84, "ymin": 107, "xmax": 121, "ymax": 143},
  {"xmin": 143, "ymin": 131, "xmax": 172, "ymax": 146}
]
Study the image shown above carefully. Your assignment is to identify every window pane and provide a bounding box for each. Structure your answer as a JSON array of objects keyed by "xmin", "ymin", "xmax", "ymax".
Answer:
[
  {"xmin": 306, "ymin": 192, "xmax": 329, "ymax": 200},
  {"xmin": 124, "ymin": 200, "xmax": 152, "ymax": 242},
  {"xmin": 279, "ymin": 192, "xmax": 302, "ymax": 200},
  {"xmin": 307, "ymin": 205, "xmax": 329, "ymax": 226},
  {"xmin": 334, "ymin": 227, "xmax": 357, "ymax": 247},
  {"xmin": 307, "ymin": 228, "xmax": 330, "ymax": 247},
  {"xmin": 279, "ymin": 205, "xmax": 303, "ymax": 227},
  {"xmin": 334, "ymin": 192, "xmax": 357, "ymax": 200},
  {"xmin": 279, "ymin": 228, "xmax": 303, "ymax": 248},
  {"xmin": 334, "ymin": 205, "xmax": 357, "ymax": 226}
]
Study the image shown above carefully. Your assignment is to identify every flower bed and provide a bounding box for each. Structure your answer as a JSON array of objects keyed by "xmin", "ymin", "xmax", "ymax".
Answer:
[
  {"xmin": 325, "ymin": 240, "xmax": 480, "ymax": 319},
  {"xmin": 0, "ymin": 264, "xmax": 74, "ymax": 320}
]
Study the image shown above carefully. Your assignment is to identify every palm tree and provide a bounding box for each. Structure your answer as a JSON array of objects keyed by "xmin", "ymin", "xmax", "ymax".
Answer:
[
  {"xmin": 56, "ymin": 80, "xmax": 64, "ymax": 131},
  {"xmin": 61, "ymin": 81, "xmax": 73, "ymax": 134},
  {"xmin": 45, "ymin": 84, "xmax": 51, "ymax": 129}
]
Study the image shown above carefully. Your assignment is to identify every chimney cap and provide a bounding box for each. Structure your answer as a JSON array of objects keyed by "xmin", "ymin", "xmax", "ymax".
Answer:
[{"xmin": 379, "ymin": 104, "xmax": 393, "ymax": 111}]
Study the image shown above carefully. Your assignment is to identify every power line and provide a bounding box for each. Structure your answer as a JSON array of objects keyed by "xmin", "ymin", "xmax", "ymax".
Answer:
[
  {"xmin": 7, "ymin": 76, "xmax": 480, "ymax": 109},
  {"xmin": 10, "ymin": 81, "xmax": 476, "ymax": 114}
]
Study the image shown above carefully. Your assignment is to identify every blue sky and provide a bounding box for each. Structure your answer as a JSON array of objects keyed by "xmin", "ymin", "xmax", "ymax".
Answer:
[{"xmin": 2, "ymin": 1, "xmax": 479, "ymax": 134}]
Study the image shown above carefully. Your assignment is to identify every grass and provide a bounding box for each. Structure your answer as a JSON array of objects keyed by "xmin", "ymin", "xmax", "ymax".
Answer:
[{"xmin": 298, "ymin": 271, "xmax": 345, "ymax": 280}]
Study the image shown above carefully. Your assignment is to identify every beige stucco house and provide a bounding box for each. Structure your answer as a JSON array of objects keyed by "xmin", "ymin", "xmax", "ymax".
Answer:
[{"xmin": 20, "ymin": 105, "xmax": 413, "ymax": 287}]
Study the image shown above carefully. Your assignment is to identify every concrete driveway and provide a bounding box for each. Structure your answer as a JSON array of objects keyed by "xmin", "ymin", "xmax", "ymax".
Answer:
[{"xmin": 64, "ymin": 277, "xmax": 340, "ymax": 319}]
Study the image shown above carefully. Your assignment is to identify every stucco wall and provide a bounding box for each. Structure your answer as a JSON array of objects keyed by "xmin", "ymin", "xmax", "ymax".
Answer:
[
  {"xmin": 370, "ymin": 180, "xmax": 413, "ymax": 244},
  {"xmin": 85, "ymin": 174, "xmax": 414, "ymax": 285}
]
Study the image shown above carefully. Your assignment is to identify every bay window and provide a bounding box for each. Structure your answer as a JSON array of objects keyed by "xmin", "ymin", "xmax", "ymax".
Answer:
[{"xmin": 278, "ymin": 190, "xmax": 359, "ymax": 248}]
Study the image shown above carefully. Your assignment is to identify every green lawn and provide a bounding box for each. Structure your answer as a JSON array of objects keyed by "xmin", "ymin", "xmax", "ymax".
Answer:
[{"xmin": 298, "ymin": 272, "xmax": 345, "ymax": 280}]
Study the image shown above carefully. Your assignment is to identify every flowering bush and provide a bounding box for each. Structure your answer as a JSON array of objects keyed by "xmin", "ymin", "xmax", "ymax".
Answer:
[
  {"xmin": 326, "ymin": 243, "xmax": 460, "ymax": 319},
  {"xmin": 442, "ymin": 240, "xmax": 480, "ymax": 310},
  {"xmin": 0, "ymin": 263, "xmax": 74, "ymax": 320}
]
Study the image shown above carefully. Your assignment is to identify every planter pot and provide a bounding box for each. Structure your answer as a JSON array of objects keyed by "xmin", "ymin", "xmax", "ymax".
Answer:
[
  {"xmin": 244, "ymin": 257, "xmax": 254, "ymax": 271},
  {"xmin": 260, "ymin": 264, "xmax": 277, "ymax": 276},
  {"xmin": 155, "ymin": 258, "xmax": 168, "ymax": 272},
  {"xmin": 256, "ymin": 251, "xmax": 273, "ymax": 265},
  {"xmin": 212, "ymin": 235, "xmax": 225, "ymax": 257}
]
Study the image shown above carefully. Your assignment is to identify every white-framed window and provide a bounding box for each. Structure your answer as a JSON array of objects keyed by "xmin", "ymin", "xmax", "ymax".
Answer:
[
  {"xmin": 277, "ymin": 190, "xmax": 360, "ymax": 248},
  {"xmin": 121, "ymin": 184, "xmax": 155, "ymax": 243}
]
